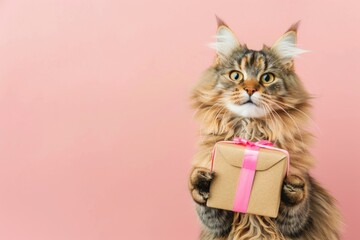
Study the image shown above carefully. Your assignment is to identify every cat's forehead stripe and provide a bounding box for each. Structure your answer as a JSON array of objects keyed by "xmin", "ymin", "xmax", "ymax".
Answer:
[
  {"xmin": 238, "ymin": 51, "xmax": 267, "ymax": 74},
  {"xmin": 240, "ymin": 57, "xmax": 247, "ymax": 70}
]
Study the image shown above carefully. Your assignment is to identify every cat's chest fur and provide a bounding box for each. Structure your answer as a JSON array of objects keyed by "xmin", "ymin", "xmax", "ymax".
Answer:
[{"xmin": 231, "ymin": 118, "xmax": 273, "ymax": 143}]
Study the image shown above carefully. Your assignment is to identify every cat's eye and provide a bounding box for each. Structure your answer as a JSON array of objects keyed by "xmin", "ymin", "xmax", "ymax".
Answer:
[
  {"xmin": 260, "ymin": 73, "xmax": 275, "ymax": 84},
  {"xmin": 229, "ymin": 71, "xmax": 244, "ymax": 82}
]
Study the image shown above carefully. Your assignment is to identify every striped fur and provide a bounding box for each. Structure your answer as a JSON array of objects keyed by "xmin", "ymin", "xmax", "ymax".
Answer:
[{"xmin": 189, "ymin": 19, "xmax": 342, "ymax": 240}]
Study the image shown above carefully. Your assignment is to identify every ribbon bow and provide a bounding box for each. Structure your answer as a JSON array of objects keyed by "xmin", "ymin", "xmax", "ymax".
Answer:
[{"xmin": 232, "ymin": 137, "xmax": 274, "ymax": 148}]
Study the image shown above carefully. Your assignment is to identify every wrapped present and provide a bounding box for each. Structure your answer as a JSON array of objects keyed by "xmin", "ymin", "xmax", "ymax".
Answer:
[{"xmin": 206, "ymin": 138, "xmax": 289, "ymax": 218}]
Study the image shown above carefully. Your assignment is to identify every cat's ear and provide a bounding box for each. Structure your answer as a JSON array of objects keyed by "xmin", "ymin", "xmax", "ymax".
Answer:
[
  {"xmin": 271, "ymin": 22, "xmax": 307, "ymax": 67},
  {"xmin": 209, "ymin": 16, "xmax": 240, "ymax": 59}
]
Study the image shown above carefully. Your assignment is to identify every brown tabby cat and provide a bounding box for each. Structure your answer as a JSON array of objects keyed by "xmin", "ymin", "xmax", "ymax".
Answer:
[{"xmin": 188, "ymin": 18, "xmax": 342, "ymax": 240}]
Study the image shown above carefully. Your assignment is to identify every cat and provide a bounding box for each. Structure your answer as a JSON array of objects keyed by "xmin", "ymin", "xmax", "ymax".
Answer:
[{"xmin": 188, "ymin": 17, "xmax": 342, "ymax": 240}]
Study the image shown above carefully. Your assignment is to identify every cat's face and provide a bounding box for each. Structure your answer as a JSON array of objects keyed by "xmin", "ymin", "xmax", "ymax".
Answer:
[{"xmin": 199, "ymin": 20, "xmax": 309, "ymax": 119}]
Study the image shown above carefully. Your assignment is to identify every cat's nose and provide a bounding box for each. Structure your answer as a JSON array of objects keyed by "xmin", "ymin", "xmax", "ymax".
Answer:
[{"xmin": 244, "ymin": 87, "xmax": 257, "ymax": 96}]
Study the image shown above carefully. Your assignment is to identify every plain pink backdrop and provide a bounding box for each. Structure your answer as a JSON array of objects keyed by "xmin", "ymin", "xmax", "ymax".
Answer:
[{"xmin": 0, "ymin": 0, "xmax": 359, "ymax": 239}]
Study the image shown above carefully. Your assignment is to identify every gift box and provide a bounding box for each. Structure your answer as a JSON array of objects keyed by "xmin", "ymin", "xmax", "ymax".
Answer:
[{"xmin": 206, "ymin": 138, "xmax": 289, "ymax": 218}]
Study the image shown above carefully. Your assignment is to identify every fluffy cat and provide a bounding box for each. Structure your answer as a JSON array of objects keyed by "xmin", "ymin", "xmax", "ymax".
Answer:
[{"xmin": 188, "ymin": 18, "xmax": 342, "ymax": 240}]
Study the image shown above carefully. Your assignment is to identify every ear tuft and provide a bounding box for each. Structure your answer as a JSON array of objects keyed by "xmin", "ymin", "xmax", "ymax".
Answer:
[
  {"xmin": 271, "ymin": 22, "xmax": 308, "ymax": 60},
  {"xmin": 208, "ymin": 16, "xmax": 240, "ymax": 58}
]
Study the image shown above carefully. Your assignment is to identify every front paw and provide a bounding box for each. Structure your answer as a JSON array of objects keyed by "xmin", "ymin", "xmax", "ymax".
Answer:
[
  {"xmin": 189, "ymin": 167, "xmax": 214, "ymax": 205},
  {"xmin": 281, "ymin": 175, "xmax": 306, "ymax": 206}
]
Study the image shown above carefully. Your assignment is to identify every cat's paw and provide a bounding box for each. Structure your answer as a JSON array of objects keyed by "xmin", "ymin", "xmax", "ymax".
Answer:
[
  {"xmin": 189, "ymin": 167, "xmax": 214, "ymax": 205},
  {"xmin": 281, "ymin": 175, "xmax": 306, "ymax": 206}
]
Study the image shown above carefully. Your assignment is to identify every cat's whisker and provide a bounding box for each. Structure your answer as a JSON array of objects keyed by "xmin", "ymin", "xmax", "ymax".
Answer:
[
  {"xmin": 259, "ymin": 104, "xmax": 275, "ymax": 138},
  {"xmin": 261, "ymin": 93, "xmax": 321, "ymax": 134},
  {"xmin": 260, "ymin": 102, "xmax": 276, "ymax": 128},
  {"xmin": 260, "ymin": 101, "xmax": 296, "ymax": 147},
  {"xmin": 261, "ymin": 97, "xmax": 305, "ymax": 148},
  {"xmin": 228, "ymin": 95, "xmax": 247, "ymax": 105},
  {"xmin": 260, "ymin": 94, "xmax": 307, "ymax": 117}
]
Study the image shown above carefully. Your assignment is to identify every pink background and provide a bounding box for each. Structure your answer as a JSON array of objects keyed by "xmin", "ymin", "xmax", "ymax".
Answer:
[{"xmin": 0, "ymin": 0, "xmax": 359, "ymax": 239}]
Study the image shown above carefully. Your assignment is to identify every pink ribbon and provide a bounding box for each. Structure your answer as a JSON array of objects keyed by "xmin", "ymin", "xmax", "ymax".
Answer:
[{"xmin": 210, "ymin": 137, "xmax": 290, "ymax": 213}]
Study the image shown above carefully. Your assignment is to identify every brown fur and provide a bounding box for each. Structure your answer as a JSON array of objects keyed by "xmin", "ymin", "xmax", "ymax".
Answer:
[{"xmin": 189, "ymin": 20, "xmax": 342, "ymax": 240}]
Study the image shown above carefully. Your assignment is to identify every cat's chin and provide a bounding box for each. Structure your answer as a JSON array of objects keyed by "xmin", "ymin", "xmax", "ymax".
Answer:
[{"xmin": 226, "ymin": 102, "xmax": 267, "ymax": 118}]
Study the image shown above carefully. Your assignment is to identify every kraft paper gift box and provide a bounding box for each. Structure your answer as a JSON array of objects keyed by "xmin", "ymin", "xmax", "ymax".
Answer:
[{"xmin": 206, "ymin": 138, "xmax": 289, "ymax": 218}]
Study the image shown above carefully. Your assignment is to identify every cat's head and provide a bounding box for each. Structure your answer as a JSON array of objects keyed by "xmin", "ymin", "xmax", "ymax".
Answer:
[{"xmin": 192, "ymin": 18, "xmax": 310, "ymax": 121}]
